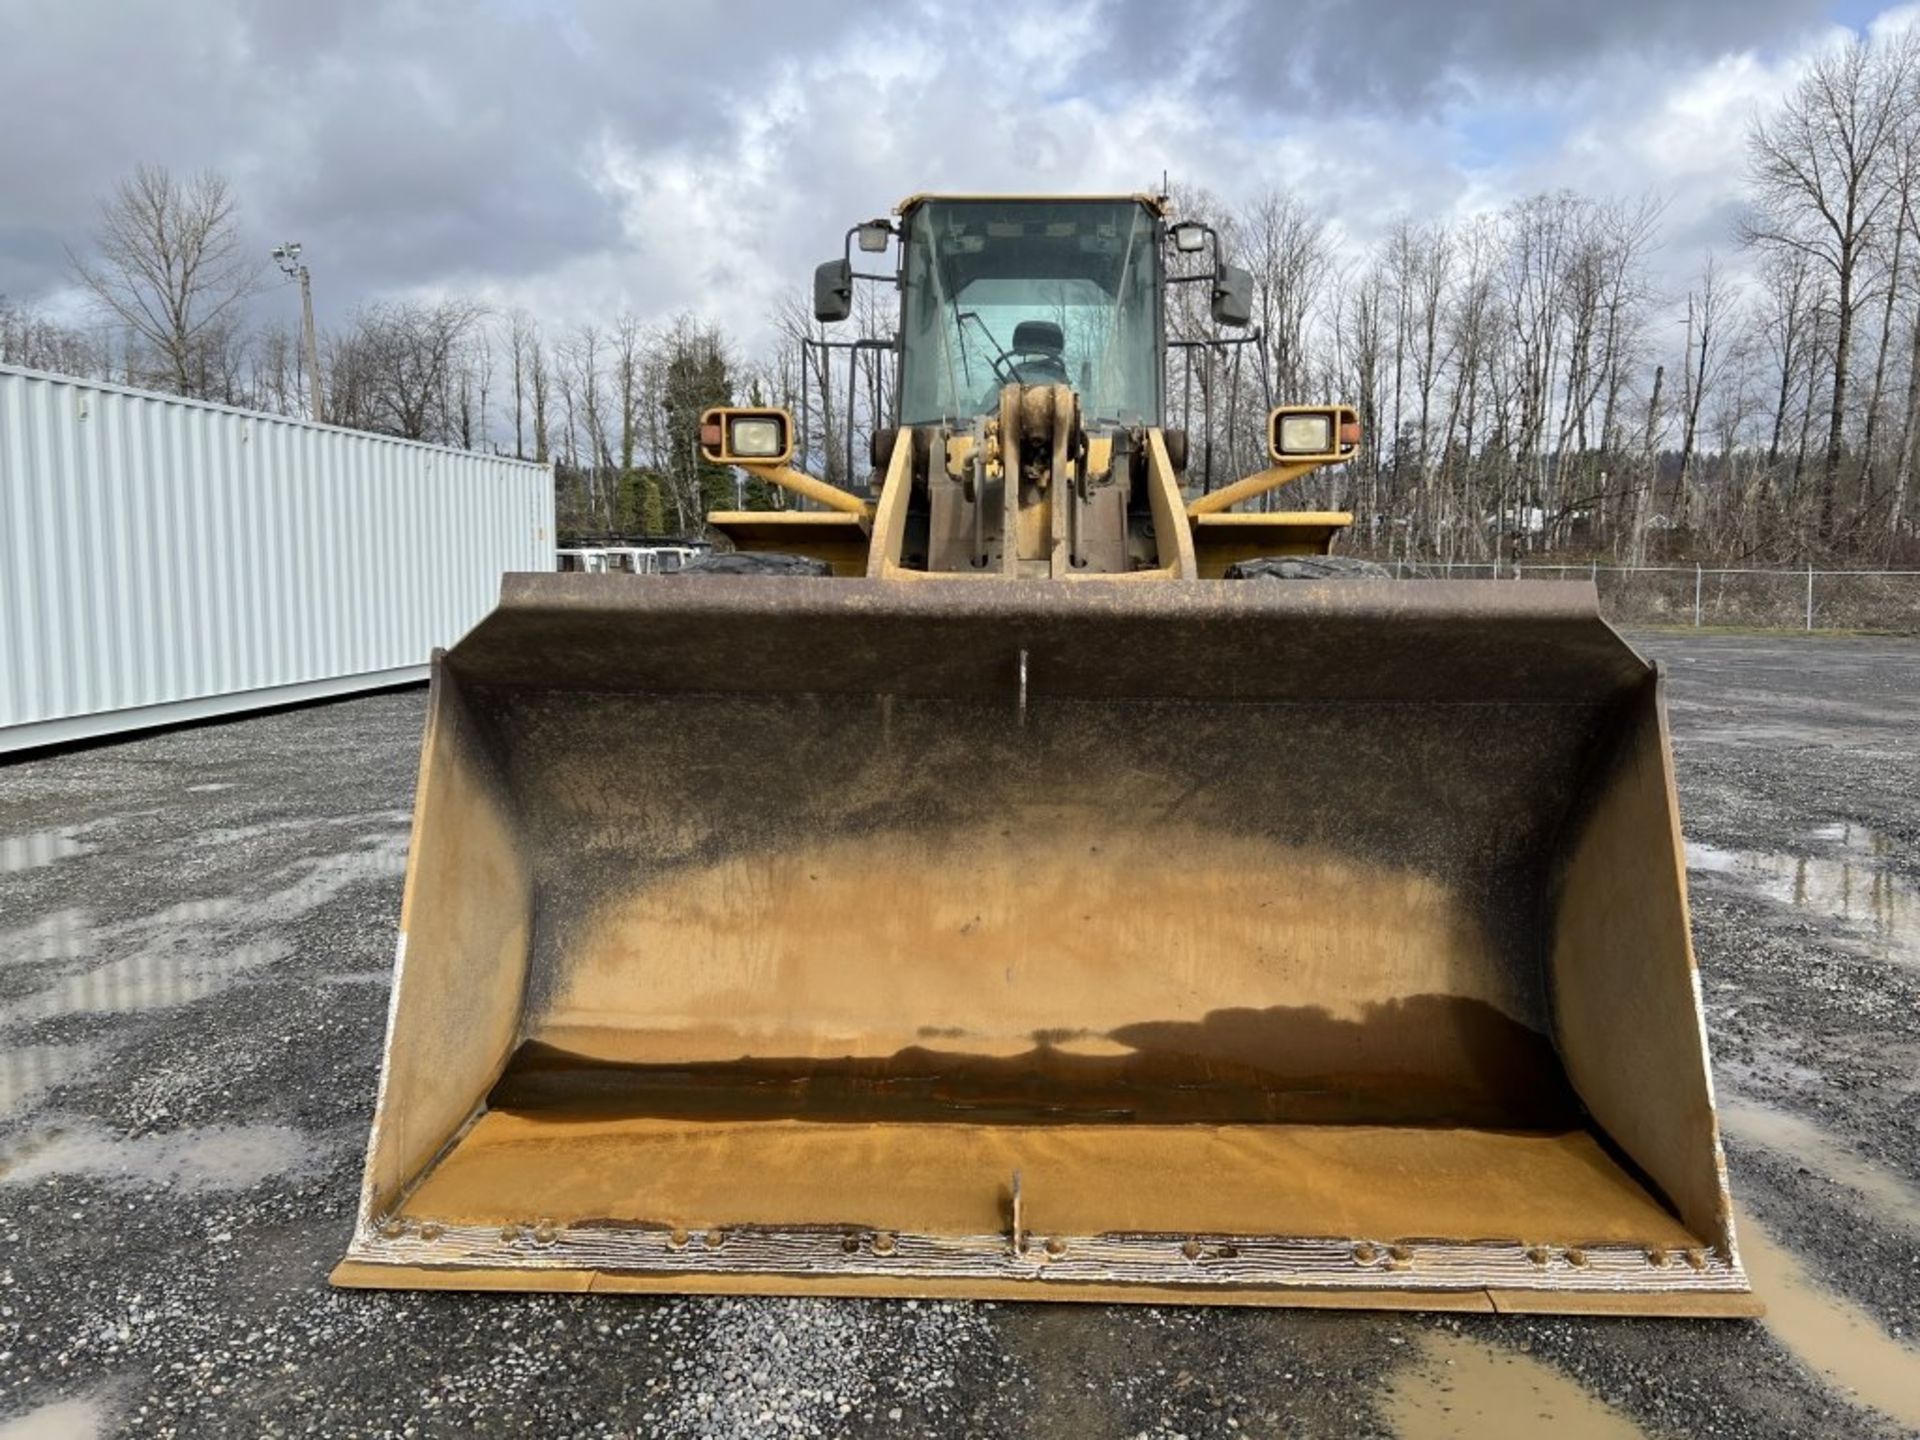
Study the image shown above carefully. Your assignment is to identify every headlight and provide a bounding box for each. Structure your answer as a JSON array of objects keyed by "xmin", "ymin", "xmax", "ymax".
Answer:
[
  {"xmin": 1276, "ymin": 413, "xmax": 1333, "ymax": 455},
  {"xmin": 700, "ymin": 407, "xmax": 794, "ymax": 463},
  {"xmin": 729, "ymin": 416, "xmax": 785, "ymax": 458}
]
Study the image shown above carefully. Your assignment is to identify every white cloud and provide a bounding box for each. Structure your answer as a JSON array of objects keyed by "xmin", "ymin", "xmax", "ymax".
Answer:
[{"xmin": 3, "ymin": 0, "xmax": 1910, "ymax": 367}]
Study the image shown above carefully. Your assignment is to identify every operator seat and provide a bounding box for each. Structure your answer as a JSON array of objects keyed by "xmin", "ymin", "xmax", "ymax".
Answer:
[{"xmin": 1010, "ymin": 319, "xmax": 1070, "ymax": 385}]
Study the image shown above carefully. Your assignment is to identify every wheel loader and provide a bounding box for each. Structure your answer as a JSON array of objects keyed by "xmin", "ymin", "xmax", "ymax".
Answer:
[{"xmin": 333, "ymin": 194, "xmax": 1755, "ymax": 1314}]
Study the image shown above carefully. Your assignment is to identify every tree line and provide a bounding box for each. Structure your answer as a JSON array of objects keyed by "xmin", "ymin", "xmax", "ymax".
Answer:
[
  {"xmin": 6, "ymin": 24, "xmax": 1920, "ymax": 562},
  {"xmin": 1166, "ymin": 25, "xmax": 1920, "ymax": 566}
]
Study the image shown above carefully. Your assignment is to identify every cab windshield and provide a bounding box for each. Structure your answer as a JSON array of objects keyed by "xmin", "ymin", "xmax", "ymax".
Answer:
[{"xmin": 898, "ymin": 199, "xmax": 1163, "ymax": 426}]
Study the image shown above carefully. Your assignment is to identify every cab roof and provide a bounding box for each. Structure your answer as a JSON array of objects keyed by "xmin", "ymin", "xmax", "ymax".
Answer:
[{"xmin": 895, "ymin": 193, "xmax": 1169, "ymax": 217}]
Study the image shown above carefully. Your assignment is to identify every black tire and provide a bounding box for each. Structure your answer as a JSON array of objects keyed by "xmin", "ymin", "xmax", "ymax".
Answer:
[
  {"xmin": 1224, "ymin": 555, "xmax": 1394, "ymax": 582},
  {"xmin": 677, "ymin": 552, "xmax": 834, "ymax": 577}
]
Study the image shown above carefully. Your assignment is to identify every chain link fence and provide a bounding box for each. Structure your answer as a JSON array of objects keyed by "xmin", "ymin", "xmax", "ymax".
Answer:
[{"xmin": 1385, "ymin": 561, "xmax": 1920, "ymax": 633}]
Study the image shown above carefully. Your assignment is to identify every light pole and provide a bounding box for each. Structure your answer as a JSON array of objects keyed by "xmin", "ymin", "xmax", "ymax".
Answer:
[{"xmin": 271, "ymin": 242, "xmax": 323, "ymax": 423}]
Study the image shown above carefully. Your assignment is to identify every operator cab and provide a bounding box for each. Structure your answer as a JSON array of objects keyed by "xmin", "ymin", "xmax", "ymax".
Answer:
[{"xmin": 894, "ymin": 196, "xmax": 1167, "ymax": 427}]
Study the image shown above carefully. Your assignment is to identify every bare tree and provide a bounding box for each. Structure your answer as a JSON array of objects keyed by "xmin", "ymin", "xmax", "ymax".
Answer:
[
  {"xmin": 68, "ymin": 165, "xmax": 261, "ymax": 399},
  {"xmin": 473, "ymin": 330, "xmax": 494, "ymax": 450},
  {"xmin": 559, "ymin": 323, "xmax": 617, "ymax": 529},
  {"xmin": 1743, "ymin": 31, "xmax": 1919, "ymax": 532},
  {"xmin": 1239, "ymin": 190, "xmax": 1331, "ymax": 407},
  {"xmin": 503, "ymin": 310, "xmax": 539, "ymax": 460},
  {"xmin": 1855, "ymin": 141, "xmax": 1911, "ymax": 495},
  {"xmin": 1674, "ymin": 257, "xmax": 1741, "ymax": 531},
  {"xmin": 1755, "ymin": 248, "xmax": 1824, "ymax": 470},
  {"xmin": 1892, "ymin": 229, "xmax": 1920, "ymax": 538},
  {"xmin": 530, "ymin": 333, "xmax": 551, "ymax": 466},
  {"xmin": 0, "ymin": 296, "xmax": 106, "ymax": 377},
  {"xmin": 329, "ymin": 299, "xmax": 484, "ymax": 442},
  {"xmin": 615, "ymin": 313, "xmax": 642, "ymax": 477}
]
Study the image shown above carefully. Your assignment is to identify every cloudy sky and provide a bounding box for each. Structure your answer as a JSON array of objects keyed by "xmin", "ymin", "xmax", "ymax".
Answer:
[{"xmin": 1, "ymin": 0, "xmax": 1912, "ymax": 355}]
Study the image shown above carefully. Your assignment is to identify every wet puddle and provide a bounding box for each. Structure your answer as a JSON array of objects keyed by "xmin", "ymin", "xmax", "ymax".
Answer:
[
  {"xmin": 144, "ymin": 898, "xmax": 240, "ymax": 926},
  {"xmin": 1737, "ymin": 1204, "xmax": 1920, "ymax": 1430},
  {"xmin": 1381, "ymin": 1331, "xmax": 1646, "ymax": 1439},
  {"xmin": 0, "ymin": 827, "xmax": 92, "ymax": 873},
  {"xmin": 1721, "ymin": 1098, "xmax": 1920, "ymax": 1233},
  {"xmin": 4, "ymin": 940, "xmax": 289, "ymax": 1022},
  {"xmin": 259, "ymin": 834, "xmax": 409, "ymax": 920},
  {"xmin": 0, "ymin": 909, "xmax": 96, "ymax": 966},
  {"xmin": 0, "ymin": 833, "xmax": 403, "ymax": 1026},
  {"xmin": 0, "ymin": 1044, "xmax": 98, "ymax": 1118},
  {"xmin": 198, "ymin": 817, "xmax": 337, "ymax": 848},
  {"xmin": 0, "ymin": 1397, "xmax": 107, "ymax": 1440},
  {"xmin": 0, "ymin": 1122, "xmax": 327, "ymax": 1192},
  {"xmin": 1688, "ymin": 825, "xmax": 1917, "ymax": 969}
]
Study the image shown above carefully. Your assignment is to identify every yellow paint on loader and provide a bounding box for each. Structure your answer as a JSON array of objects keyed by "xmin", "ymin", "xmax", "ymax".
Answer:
[{"xmin": 333, "ymin": 195, "xmax": 1751, "ymax": 1314}]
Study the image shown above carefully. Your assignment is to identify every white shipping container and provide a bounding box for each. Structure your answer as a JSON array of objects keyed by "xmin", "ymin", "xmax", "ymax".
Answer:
[{"xmin": 0, "ymin": 363, "xmax": 554, "ymax": 752}]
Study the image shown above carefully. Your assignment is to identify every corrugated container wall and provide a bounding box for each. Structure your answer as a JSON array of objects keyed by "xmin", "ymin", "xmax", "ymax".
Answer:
[{"xmin": 0, "ymin": 364, "xmax": 555, "ymax": 752}]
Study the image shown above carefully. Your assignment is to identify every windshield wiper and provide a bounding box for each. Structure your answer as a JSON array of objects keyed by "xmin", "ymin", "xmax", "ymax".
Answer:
[{"xmin": 955, "ymin": 311, "xmax": 1013, "ymax": 380}]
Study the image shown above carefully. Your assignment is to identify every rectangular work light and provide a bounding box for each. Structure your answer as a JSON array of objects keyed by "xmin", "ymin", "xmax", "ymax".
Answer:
[
  {"xmin": 1269, "ymin": 405, "xmax": 1361, "ymax": 463},
  {"xmin": 699, "ymin": 407, "xmax": 795, "ymax": 466}
]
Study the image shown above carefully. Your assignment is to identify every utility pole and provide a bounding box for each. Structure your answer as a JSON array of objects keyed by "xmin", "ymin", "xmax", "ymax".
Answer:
[{"xmin": 271, "ymin": 242, "xmax": 323, "ymax": 423}]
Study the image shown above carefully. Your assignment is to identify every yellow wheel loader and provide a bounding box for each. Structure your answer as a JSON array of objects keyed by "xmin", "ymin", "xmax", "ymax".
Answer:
[{"xmin": 333, "ymin": 195, "xmax": 1754, "ymax": 1314}]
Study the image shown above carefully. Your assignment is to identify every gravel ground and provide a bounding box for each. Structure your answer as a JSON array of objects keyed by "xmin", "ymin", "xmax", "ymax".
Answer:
[{"xmin": 1, "ymin": 632, "xmax": 1917, "ymax": 1438}]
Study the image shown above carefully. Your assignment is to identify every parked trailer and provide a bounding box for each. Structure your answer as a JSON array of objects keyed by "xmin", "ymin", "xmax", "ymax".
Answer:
[
  {"xmin": 0, "ymin": 364, "xmax": 555, "ymax": 753},
  {"xmin": 557, "ymin": 548, "xmax": 612, "ymax": 574},
  {"xmin": 556, "ymin": 544, "xmax": 706, "ymax": 574}
]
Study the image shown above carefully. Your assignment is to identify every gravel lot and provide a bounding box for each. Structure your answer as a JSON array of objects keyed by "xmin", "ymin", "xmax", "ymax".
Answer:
[{"xmin": 1, "ymin": 632, "xmax": 1917, "ymax": 1438}]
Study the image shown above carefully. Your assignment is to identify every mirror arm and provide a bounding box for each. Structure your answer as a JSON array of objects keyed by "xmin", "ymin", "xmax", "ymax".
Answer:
[
  {"xmin": 843, "ymin": 225, "xmax": 901, "ymax": 285},
  {"xmin": 1186, "ymin": 458, "xmax": 1331, "ymax": 517},
  {"xmin": 734, "ymin": 460, "xmax": 876, "ymax": 519}
]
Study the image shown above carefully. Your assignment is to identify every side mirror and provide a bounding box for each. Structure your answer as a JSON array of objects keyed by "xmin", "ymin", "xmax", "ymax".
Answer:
[
  {"xmin": 814, "ymin": 259, "xmax": 853, "ymax": 323},
  {"xmin": 1211, "ymin": 264, "xmax": 1253, "ymax": 328}
]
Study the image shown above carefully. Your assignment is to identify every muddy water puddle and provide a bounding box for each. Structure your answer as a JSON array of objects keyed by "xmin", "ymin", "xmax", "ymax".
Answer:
[
  {"xmin": 0, "ymin": 1121, "xmax": 327, "ymax": 1191},
  {"xmin": 1688, "ymin": 824, "xmax": 1917, "ymax": 968},
  {"xmin": 0, "ymin": 909, "xmax": 96, "ymax": 966},
  {"xmin": 258, "ymin": 834, "xmax": 408, "ymax": 920},
  {"xmin": 145, "ymin": 898, "xmax": 240, "ymax": 926},
  {"xmin": 0, "ymin": 833, "xmax": 405, "ymax": 1027},
  {"xmin": 1382, "ymin": 1331, "xmax": 1645, "ymax": 1438},
  {"xmin": 1721, "ymin": 1098, "xmax": 1920, "ymax": 1232},
  {"xmin": 0, "ymin": 1044, "xmax": 98, "ymax": 1118},
  {"xmin": 1737, "ymin": 1204, "xmax": 1920, "ymax": 1430},
  {"xmin": 3, "ymin": 940, "xmax": 289, "ymax": 1022},
  {"xmin": 0, "ymin": 1397, "xmax": 107, "ymax": 1440},
  {"xmin": 0, "ymin": 826, "xmax": 93, "ymax": 873}
]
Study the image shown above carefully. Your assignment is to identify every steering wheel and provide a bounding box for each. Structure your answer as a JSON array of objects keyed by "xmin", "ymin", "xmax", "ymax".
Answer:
[{"xmin": 957, "ymin": 311, "xmax": 1022, "ymax": 386}]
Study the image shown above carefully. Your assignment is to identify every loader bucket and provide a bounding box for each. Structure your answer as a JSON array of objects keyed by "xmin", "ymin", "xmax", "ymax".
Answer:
[{"xmin": 332, "ymin": 574, "xmax": 1753, "ymax": 1314}]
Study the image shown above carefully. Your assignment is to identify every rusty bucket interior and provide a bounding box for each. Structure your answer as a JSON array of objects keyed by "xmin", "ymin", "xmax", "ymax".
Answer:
[{"xmin": 332, "ymin": 574, "xmax": 1753, "ymax": 1313}]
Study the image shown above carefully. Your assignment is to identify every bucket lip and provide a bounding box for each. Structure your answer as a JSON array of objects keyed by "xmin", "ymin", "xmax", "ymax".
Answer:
[
  {"xmin": 494, "ymin": 572, "xmax": 1614, "ymax": 626},
  {"xmin": 334, "ymin": 1216, "xmax": 1752, "ymax": 1311},
  {"xmin": 449, "ymin": 575, "xmax": 1649, "ymax": 705}
]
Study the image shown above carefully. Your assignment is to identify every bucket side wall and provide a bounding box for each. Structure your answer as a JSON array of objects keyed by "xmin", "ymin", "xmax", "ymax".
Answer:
[
  {"xmin": 359, "ymin": 660, "xmax": 535, "ymax": 1221},
  {"xmin": 1548, "ymin": 675, "xmax": 1731, "ymax": 1249}
]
